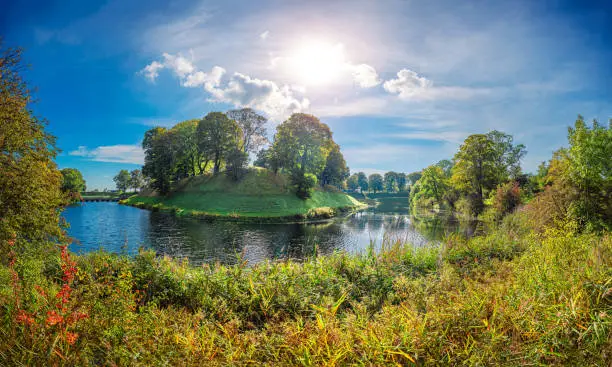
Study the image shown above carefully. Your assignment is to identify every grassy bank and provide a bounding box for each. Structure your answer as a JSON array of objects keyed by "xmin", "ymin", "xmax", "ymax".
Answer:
[
  {"xmin": 122, "ymin": 169, "xmax": 364, "ymax": 221},
  {"xmin": 1, "ymin": 213, "xmax": 610, "ymax": 365}
]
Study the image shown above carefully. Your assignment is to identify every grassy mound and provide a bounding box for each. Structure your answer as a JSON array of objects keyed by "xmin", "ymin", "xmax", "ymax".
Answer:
[{"xmin": 122, "ymin": 168, "xmax": 364, "ymax": 220}]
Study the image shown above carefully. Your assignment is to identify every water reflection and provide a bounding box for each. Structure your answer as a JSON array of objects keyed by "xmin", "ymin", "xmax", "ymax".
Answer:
[{"xmin": 64, "ymin": 200, "xmax": 471, "ymax": 265}]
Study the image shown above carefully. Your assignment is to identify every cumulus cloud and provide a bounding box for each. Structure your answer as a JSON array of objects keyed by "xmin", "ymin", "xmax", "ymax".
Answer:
[
  {"xmin": 351, "ymin": 64, "xmax": 381, "ymax": 88},
  {"xmin": 384, "ymin": 68, "xmax": 493, "ymax": 100},
  {"xmin": 383, "ymin": 69, "xmax": 433, "ymax": 98},
  {"xmin": 142, "ymin": 61, "xmax": 164, "ymax": 81},
  {"xmin": 141, "ymin": 53, "xmax": 225, "ymax": 88},
  {"xmin": 205, "ymin": 72, "xmax": 310, "ymax": 120},
  {"xmin": 142, "ymin": 53, "xmax": 308, "ymax": 120},
  {"xmin": 69, "ymin": 145, "xmax": 144, "ymax": 164}
]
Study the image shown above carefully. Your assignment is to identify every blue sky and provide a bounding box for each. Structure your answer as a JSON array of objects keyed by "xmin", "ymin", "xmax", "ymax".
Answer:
[{"xmin": 3, "ymin": 0, "xmax": 611, "ymax": 190}]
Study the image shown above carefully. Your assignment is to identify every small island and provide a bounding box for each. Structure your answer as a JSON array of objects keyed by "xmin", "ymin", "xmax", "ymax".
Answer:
[
  {"xmin": 121, "ymin": 168, "xmax": 364, "ymax": 221},
  {"xmin": 119, "ymin": 110, "xmax": 365, "ymax": 221}
]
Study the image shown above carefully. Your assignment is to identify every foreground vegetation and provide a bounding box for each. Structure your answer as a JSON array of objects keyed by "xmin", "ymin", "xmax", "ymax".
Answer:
[
  {"xmin": 1, "ymin": 213, "xmax": 610, "ymax": 365},
  {"xmin": 122, "ymin": 168, "xmax": 363, "ymax": 221}
]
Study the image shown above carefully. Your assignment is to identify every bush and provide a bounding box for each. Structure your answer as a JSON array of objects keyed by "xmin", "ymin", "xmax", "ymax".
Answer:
[
  {"xmin": 292, "ymin": 172, "xmax": 317, "ymax": 199},
  {"xmin": 225, "ymin": 148, "xmax": 249, "ymax": 181}
]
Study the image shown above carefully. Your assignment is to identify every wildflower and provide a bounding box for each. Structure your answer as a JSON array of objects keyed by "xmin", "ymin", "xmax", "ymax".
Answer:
[
  {"xmin": 46, "ymin": 310, "xmax": 64, "ymax": 326},
  {"xmin": 65, "ymin": 331, "xmax": 78, "ymax": 345},
  {"xmin": 16, "ymin": 310, "xmax": 35, "ymax": 326}
]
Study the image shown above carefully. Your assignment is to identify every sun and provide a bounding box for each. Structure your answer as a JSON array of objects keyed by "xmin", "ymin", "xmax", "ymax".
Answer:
[{"xmin": 290, "ymin": 40, "xmax": 346, "ymax": 85}]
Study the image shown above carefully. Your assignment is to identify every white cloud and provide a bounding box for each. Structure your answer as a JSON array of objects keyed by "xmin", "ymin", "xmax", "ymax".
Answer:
[
  {"xmin": 205, "ymin": 72, "xmax": 310, "ymax": 120},
  {"xmin": 260, "ymin": 30, "xmax": 269, "ymax": 40},
  {"xmin": 141, "ymin": 53, "xmax": 226, "ymax": 88},
  {"xmin": 383, "ymin": 68, "xmax": 494, "ymax": 101},
  {"xmin": 69, "ymin": 145, "xmax": 144, "ymax": 164},
  {"xmin": 351, "ymin": 64, "xmax": 380, "ymax": 88},
  {"xmin": 142, "ymin": 61, "xmax": 163, "ymax": 81},
  {"xmin": 182, "ymin": 66, "xmax": 225, "ymax": 88},
  {"xmin": 383, "ymin": 69, "xmax": 433, "ymax": 99}
]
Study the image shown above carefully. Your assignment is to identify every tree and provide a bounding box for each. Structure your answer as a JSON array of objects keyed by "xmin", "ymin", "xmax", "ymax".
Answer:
[
  {"xmin": 61, "ymin": 168, "xmax": 86, "ymax": 193},
  {"xmin": 565, "ymin": 116, "xmax": 612, "ymax": 230},
  {"xmin": 486, "ymin": 130, "xmax": 526, "ymax": 181},
  {"xmin": 346, "ymin": 174, "xmax": 359, "ymax": 191},
  {"xmin": 129, "ymin": 169, "xmax": 145, "ymax": 192},
  {"xmin": 271, "ymin": 113, "xmax": 333, "ymax": 198},
  {"xmin": 451, "ymin": 132, "xmax": 525, "ymax": 215},
  {"xmin": 436, "ymin": 159, "xmax": 453, "ymax": 177},
  {"xmin": 197, "ymin": 112, "xmax": 241, "ymax": 174},
  {"xmin": 368, "ymin": 174, "xmax": 384, "ymax": 193},
  {"xmin": 407, "ymin": 171, "xmax": 422, "ymax": 186},
  {"xmin": 410, "ymin": 165, "xmax": 449, "ymax": 210},
  {"xmin": 225, "ymin": 148, "xmax": 249, "ymax": 181},
  {"xmin": 1, "ymin": 43, "xmax": 65, "ymax": 253},
  {"xmin": 383, "ymin": 171, "xmax": 398, "ymax": 192},
  {"xmin": 451, "ymin": 134, "xmax": 499, "ymax": 215},
  {"xmin": 227, "ymin": 108, "xmax": 268, "ymax": 154},
  {"xmin": 113, "ymin": 170, "xmax": 131, "ymax": 192},
  {"xmin": 142, "ymin": 127, "xmax": 174, "ymax": 195},
  {"xmin": 396, "ymin": 173, "xmax": 407, "ymax": 192},
  {"xmin": 357, "ymin": 172, "xmax": 369, "ymax": 192},
  {"xmin": 169, "ymin": 119, "xmax": 204, "ymax": 178},
  {"xmin": 319, "ymin": 143, "xmax": 349, "ymax": 188}
]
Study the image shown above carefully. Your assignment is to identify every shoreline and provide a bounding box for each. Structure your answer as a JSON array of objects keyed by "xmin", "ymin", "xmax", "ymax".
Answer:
[{"xmin": 119, "ymin": 197, "xmax": 368, "ymax": 224}]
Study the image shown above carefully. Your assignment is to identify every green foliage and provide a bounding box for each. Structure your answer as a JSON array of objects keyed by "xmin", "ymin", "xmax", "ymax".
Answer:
[
  {"xmin": 129, "ymin": 169, "xmax": 145, "ymax": 192},
  {"xmin": 2, "ymin": 212, "xmax": 610, "ymax": 365},
  {"xmin": 60, "ymin": 168, "xmax": 86, "ymax": 201},
  {"xmin": 319, "ymin": 143, "xmax": 349, "ymax": 188},
  {"xmin": 197, "ymin": 112, "xmax": 241, "ymax": 174},
  {"xmin": 410, "ymin": 165, "xmax": 450, "ymax": 211},
  {"xmin": 271, "ymin": 113, "xmax": 335, "ymax": 198},
  {"xmin": 383, "ymin": 171, "xmax": 399, "ymax": 192},
  {"xmin": 368, "ymin": 173, "xmax": 383, "ymax": 193},
  {"xmin": 293, "ymin": 172, "xmax": 318, "ymax": 199},
  {"xmin": 407, "ymin": 171, "xmax": 422, "ymax": 186},
  {"xmin": 346, "ymin": 174, "xmax": 359, "ymax": 191},
  {"xmin": 357, "ymin": 171, "xmax": 369, "ymax": 191},
  {"xmin": 565, "ymin": 116, "xmax": 612, "ymax": 230},
  {"xmin": 227, "ymin": 108, "xmax": 268, "ymax": 153},
  {"xmin": 142, "ymin": 127, "xmax": 174, "ymax": 195},
  {"xmin": 113, "ymin": 169, "xmax": 131, "ymax": 192},
  {"xmin": 0, "ymin": 43, "xmax": 65, "ymax": 254},
  {"xmin": 224, "ymin": 148, "xmax": 249, "ymax": 181}
]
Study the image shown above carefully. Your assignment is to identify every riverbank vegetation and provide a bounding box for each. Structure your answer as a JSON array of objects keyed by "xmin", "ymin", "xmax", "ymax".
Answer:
[{"xmin": 1, "ymin": 42, "xmax": 611, "ymax": 365}]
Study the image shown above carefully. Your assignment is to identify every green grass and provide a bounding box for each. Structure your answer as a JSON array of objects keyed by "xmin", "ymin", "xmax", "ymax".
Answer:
[
  {"xmin": 122, "ymin": 169, "xmax": 364, "ymax": 220},
  {"xmin": 1, "ymin": 212, "xmax": 610, "ymax": 365}
]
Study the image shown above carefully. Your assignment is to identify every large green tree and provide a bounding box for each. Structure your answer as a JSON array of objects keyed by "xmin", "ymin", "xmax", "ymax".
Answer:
[
  {"xmin": 129, "ymin": 169, "xmax": 146, "ymax": 192},
  {"xmin": 60, "ymin": 168, "xmax": 86, "ymax": 193},
  {"xmin": 271, "ymin": 113, "xmax": 333, "ymax": 198},
  {"xmin": 357, "ymin": 172, "xmax": 369, "ymax": 192},
  {"xmin": 410, "ymin": 165, "xmax": 449, "ymax": 210},
  {"xmin": 384, "ymin": 171, "xmax": 399, "ymax": 192},
  {"xmin": 0, "ymin": 44, "xmax": 65, "ymax": 254},
  {"xmin": 565, "ymin": 116, "xmax": 612, "ymax": 230},
  {"xmin": 142, "ymin": 127, "xmax": 175, "ymax": 194},
  {"xmin": 227, "ymin": 108, "xmax": 268, "ymax": 154},
  {"xmin": 346, "ymin": 174, "xmax": 359, "ymax": 191},
  {"xmin": 368, "ymin": 174, "xmax": 384, "ymax": 193},
  {"xmin": 197, "ymin": 112, "xmax": 241, "ymax": 174},
  {"xmin": 319, "ymin": 143, "xmax": 349, "ymax": 188},
  {"xmin": 113, "ymin": 170, "xmax": 131, "ymax": 192}
]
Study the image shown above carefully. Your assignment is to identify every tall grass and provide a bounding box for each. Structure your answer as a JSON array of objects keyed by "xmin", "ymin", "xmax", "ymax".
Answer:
[{"xmin": 1, "ymin": 213, "xmax": 610, "ymax": 365}]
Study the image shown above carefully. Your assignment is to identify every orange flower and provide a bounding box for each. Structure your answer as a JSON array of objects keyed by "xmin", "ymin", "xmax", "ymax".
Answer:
[
  {"xmin": 65, "ymin": 331, "xmax": 78, "ymax": 345},
  {"xmin": 46, "ymin": 310, "xmax": 64, "ymax": 326},
  {"xmin": 16, "ymin": 310, "xmax": 35, "ymax": 326}
]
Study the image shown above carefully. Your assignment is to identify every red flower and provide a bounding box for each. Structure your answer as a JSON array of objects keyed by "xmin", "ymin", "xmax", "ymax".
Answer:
[
  {"xmin": 16, "ymin": 310, "xmax": 34, "ymax": 326},
  {"xmin": 65, "ymin": 331, "xmax": 78, "ymax": 345},
  {"xmin": 46, "ymin": 311, "xmax": 64, "ymax": 326}
]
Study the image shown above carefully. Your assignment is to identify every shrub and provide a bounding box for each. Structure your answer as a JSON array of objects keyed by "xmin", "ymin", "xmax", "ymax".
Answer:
[{"xmin": 292, "ymin": 172, "xmax": 317, "ymax": 199}]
